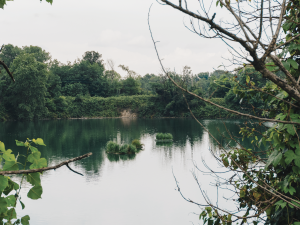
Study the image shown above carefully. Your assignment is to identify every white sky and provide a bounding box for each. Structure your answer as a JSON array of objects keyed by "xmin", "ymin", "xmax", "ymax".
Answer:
[{"xmin": 1, "ymin": 0, "xmax": 232, "ymax": 77}]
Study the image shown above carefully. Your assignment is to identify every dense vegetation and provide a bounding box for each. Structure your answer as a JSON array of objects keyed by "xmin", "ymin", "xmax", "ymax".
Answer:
[
  {"xmin": 155, "ymin": 133, "xmax": 173, "ymax": 140},
  {"xmin": 0, "ymin": 45, "xmax": 267, "ymax": 121},
  {"xmin": 106, "ymin": 139, "xmax": 143, "ymax": 154}
]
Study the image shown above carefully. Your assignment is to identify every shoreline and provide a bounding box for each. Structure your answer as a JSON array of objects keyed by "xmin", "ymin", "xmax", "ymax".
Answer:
[{"xmin": 2, "ymin": 116, "xmax": 243, "ymax": 122}]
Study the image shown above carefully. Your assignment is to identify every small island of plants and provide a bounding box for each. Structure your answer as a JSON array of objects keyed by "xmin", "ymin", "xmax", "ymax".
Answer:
[
  {"xmin": 106, "ymin": 139, "xmax": 143, "ymax": 155},
  {"xmin": 155, "ymin": 133, "xmax": 173, "ymax": 142}
]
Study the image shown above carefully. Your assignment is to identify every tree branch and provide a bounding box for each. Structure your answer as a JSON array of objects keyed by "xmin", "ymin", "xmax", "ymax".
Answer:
[
  {"xmin": 0, "ymin": 153, "xmax": 92, "ymax": 175},
  {"xmin": 0, "ymin": 60, "xmax": 15, "ymax": 82}
]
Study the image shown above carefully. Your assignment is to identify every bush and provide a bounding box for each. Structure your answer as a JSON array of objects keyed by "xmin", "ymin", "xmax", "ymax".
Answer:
[
  {"xmin": 127, "ymin": 144, "xmax": 137, "ymax": 153},
  {"xmin": 106, "ymin": 141, "xmax": 120, "ymax": 153},
  {"xmin": 156, "ymin": 133, "xmax": 173, "ymax": 140},
  {"xmin": 119, "ymin": 144, "xmax": 129, "ymax": 154},
  {"xmin": 131, "ymin": 139, "xmax": 143, "ymax": 149}
]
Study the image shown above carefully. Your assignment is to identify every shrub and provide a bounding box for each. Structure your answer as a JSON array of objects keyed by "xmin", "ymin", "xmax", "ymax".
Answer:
[
  {"xmin": 127, "ymin": 144, "xmax": 137, "ymax": 153},
  {"xmin": 106, "ymin": 141, "xmax": 120, "ymax": 153},
  {"xmin": 165, "ymin": 133, "xmax": 173, "ymax": 139},
  {"xmin": 120, "ymin": 144, "xmax": 129, "ymax": 154},
  {"xmin": 131, "ymin": 139, "xmax": 143, "ymax": 149},
  {"xmin": 156, "ymin": 133, "xmax": 173, "ymax": 140}
]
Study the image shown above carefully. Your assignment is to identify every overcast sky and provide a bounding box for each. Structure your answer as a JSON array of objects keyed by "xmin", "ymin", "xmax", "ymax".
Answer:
[{"xmin": 1, "ymin": 0, "xmax": 232, "ymax": 77}]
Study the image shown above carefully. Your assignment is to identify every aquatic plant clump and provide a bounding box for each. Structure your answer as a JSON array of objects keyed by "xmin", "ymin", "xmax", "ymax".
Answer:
[
  {"xmin": 106, "ymin": 141, "xmax": 120, "ymax": 153},
  {"xmin": 106, "ymin": 140, "xmax": 142, "ymax": 155},
  {"xmin": 131, "ymin": 139, "xmax": 143, "ymax": 150},
  {"xmin": 156, "ymin": 133, "xmax": 173, "ymax": 141},
  {"xmin": 127, "ymin": 144, "xmax": 137, "ymax": 153}
]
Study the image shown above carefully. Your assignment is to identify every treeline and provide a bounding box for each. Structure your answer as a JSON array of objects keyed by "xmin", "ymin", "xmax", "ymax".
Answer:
[{"xmin": 0, "ymin": 44, "xmax": 268, "ymax": 121}]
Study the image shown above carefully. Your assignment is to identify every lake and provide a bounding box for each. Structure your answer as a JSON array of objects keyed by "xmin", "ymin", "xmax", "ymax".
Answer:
[{"xmin": 0, "ymin": 118, "xmax": 254, "ymax": 225}]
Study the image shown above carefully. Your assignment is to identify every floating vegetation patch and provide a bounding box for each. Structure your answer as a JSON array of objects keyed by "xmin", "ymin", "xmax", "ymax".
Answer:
[
  {"xmin": 155, "ymin": 133, "xmax": 173, "ymax": 142},
  {"xmin": 106, "ymin": 140, "xmax": 143, "ymax": 156}
]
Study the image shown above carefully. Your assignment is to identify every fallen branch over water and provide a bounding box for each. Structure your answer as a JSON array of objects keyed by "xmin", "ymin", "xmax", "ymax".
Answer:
[{"xmin": 0, "ymin": 152, "xmax": 93, "ymax": 175}]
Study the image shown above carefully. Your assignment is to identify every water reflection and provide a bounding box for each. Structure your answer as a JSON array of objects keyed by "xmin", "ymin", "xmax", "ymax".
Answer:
[
  {"xmin": 0, "ymin": 118, "xmax": 266, "ymax": 225},
  {"xmin": 0, "ymin": 118, "xmax": 264, "ymax": 176}
]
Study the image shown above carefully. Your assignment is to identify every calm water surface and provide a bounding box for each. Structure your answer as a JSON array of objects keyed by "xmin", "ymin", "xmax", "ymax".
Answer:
[{"xmin": 0, "ymin": 118, "xmax": 254, "ymax": 225}]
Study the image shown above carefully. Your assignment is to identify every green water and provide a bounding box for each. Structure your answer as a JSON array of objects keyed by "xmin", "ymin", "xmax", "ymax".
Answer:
[{"xmin": 0, "ymin": 118, "xmax": 260, "ymax": 225}]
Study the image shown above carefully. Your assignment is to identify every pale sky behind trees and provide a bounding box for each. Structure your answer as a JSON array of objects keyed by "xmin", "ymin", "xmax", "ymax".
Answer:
[{"xmin": 1, "ymin": 0, "xmax": 231, "ymax": 77}]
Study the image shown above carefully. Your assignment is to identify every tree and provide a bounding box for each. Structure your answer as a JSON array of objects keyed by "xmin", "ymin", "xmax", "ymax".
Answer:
[
  {"xmin": 149, "ymin": 0, "xmax": 300, "ymax": 224},
  {"xmin": 0, "ymin": 2, "xmax": 93, "ymax": 224},
  {"xmin": 3, "ymin": 53, "xmax": 48, "ymax": 120}
]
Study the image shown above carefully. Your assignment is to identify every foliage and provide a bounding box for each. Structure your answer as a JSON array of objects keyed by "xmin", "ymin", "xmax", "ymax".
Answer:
[
  {"xmin": 106, "ymin": 141, "xmax": 139, "ymax": 155},
  {"xmin": 2, "ymin": 53, "xmax": 48, "ymax": 120},
  {"xmin": 131, "ymin": 139, "xmax": 143, "ymax": 150},
  {"xmin": 0, "ymin": 138, "xmax": 47, "ymax": 224},
  {"xmin": 106, "ymin": 141, "xmax": 120, "ymax": 153},
  {"xmin": 156, "ymin": 133, "xmax": 173, "ymax": 140}
]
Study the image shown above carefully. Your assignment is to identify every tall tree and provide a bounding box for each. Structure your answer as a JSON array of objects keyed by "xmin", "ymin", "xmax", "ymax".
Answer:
[{"xmin": 4, "ymin": 53, "xmax": 48, "ymax": 120}]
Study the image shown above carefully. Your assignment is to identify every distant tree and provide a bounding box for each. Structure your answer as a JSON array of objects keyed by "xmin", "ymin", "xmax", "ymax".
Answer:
[
  {"xmin": 122, "ymin": 77, "xmax": 140, "ymax": 95},
  {"xmin": 82, "ymin": 51, "xmax": 104, "ymax": 67},
  {"xmin": 3, "ymin": 53, "xmax": 48, "ymax": 120},
  {"xmin": 23, "ymin": 45, "xmax": 51, "ymax": 63}
]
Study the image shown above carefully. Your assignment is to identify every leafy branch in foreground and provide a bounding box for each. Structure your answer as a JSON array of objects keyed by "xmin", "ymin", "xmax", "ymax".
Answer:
[{"xmin": 0, "ymin": 138, "xmax": 92, "ymax": 224}]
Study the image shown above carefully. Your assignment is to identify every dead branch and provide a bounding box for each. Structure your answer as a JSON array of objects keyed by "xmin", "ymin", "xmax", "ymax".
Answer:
[{"xmin": 0, "ymin": 152, "xmax": 92, "ymax": 175}]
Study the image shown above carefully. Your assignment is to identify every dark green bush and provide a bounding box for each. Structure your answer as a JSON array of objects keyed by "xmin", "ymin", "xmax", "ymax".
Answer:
[
  {"xmin": 156, "ymin": 133, "xmax": 173, "ymax": 140},
  {"xmin": 131, "ymin": 139, "xmax": 143, "ymax": 149},
  {"xmin": 127, "ymin": 144, "xmax": 137, "ymax": 153},
  {"xmin": 106, "ymin": 141, "xmax": 120, "ymax": 153}
]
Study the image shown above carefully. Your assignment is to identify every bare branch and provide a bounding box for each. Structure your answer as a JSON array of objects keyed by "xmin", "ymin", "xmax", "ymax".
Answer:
[{"xmin": 0, "ymin": 153, "xmax": 93, "ymax": 175}]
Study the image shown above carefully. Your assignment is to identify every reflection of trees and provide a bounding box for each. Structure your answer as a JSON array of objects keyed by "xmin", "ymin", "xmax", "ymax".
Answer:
[
  {"xmin": 0, "ymin": 119, "xmax": 265, "ymax": 176},
  {"xmin": 204, "ymin": 120, "xmax": 267, "ymax": 154}
]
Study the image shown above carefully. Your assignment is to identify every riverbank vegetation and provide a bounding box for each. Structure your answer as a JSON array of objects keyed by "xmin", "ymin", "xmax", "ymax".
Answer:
[{"xmin": 0, "ymin": 44, "xmax": 267, "ymax": 121}]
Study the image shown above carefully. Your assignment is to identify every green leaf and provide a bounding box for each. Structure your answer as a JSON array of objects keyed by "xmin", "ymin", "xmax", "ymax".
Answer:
[
  {"xmin": 4, "ymin": 208, "xmax": 16, "ymax": 220},
  {"xmin": 29, "ymin": 146, "xmax": 38, "ymax": 153},
  {"xmin": 19, "ymin": 200, "xmax": 25, "ymax": 210},
  {"xmin": 27, "ymin": 185, "xmax": 43, "ymax": 200},
  {"xmin": 246, "ymin": 76, "xmax": 250, "ymax": 84},
  {"xmin": 282, "ymin": 61, "xmax": 290, "ymax": 70},
  {"xmin": 287, "ymin": 58, "xmax": 298, "ymax": 69},
  {"xmin": 3, "ymin": 161, "xmax": 19, "ymax": 171},
  {"xmin": 0, "ymin": 176, "xmax": 8, "ymax": 192},
  {"xmin": 6, "ymin": 195, "xmax": 16, "ymax": 207},
  {"xmin": 27, "ymin": 151, "xmax": 41, "ymax": 164},
  {"xmin": 29, "ymin": 158, "xmax": 47, "ymax": 169},
  {"xmin": 240, "ymin": 190, "xmax": 245, "ymax": 198},
  {"xmin": 291, "ymin": 200, "xmax": 300, "ymax": 208},
  {"xmin": 0, "ymin": 141, "xmax": 5, "ymax": 152},
  {"xmin": 284, "ymin": 124, "xmax": 296, "ymax": 135},
  {"xmin": 3, "ymin": 179, "xmax": 15, "ymax": 195},
  {"xmin": 0, "ymin": 197, "xmax": 8, "ymax": 214},
  {"xmin": 287, "ymin": 186, "xmax": 296, "ymax": 195},
  {"xmin": 273, "ymin": 152, "xmax": 282, "ymax": 167},
  {"xmin": 26, "ymin": 173, "xmax": 41, "ymax": 186},
  {"xmin": 276, "ymin": 91, "xmax": 288, "ymax": 99},
  {"xmin": 35, "ymin": 138, "xmax": 46, "ymax": 146},
  {"xmin": 13, "ymin": 181, "xmax": 19, "ymax": 190},
  {"xmin": 265, "ymin": 150, "xmax": 280, "ymax": 168},
  {"xmin": 21, "ymin": 215, "xmax": 30, "ymax": 225},
  {"xmin": 293, "ymin": 222, "xmax": 300, "ymax": 225},
  {"xmin": 3, "ymin": 149, "xmax": 16, "ymax": 162},
  {"xmin": 275, "ymin": 200, "xmax": 287, "ymax": 211},
  {"xmin": 285, "ymin": 150, "xmax": 297, "ymax": 165},
  {"xmin": 15, "ymin": 140, "xmax": 25, "ymax": 147}
]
